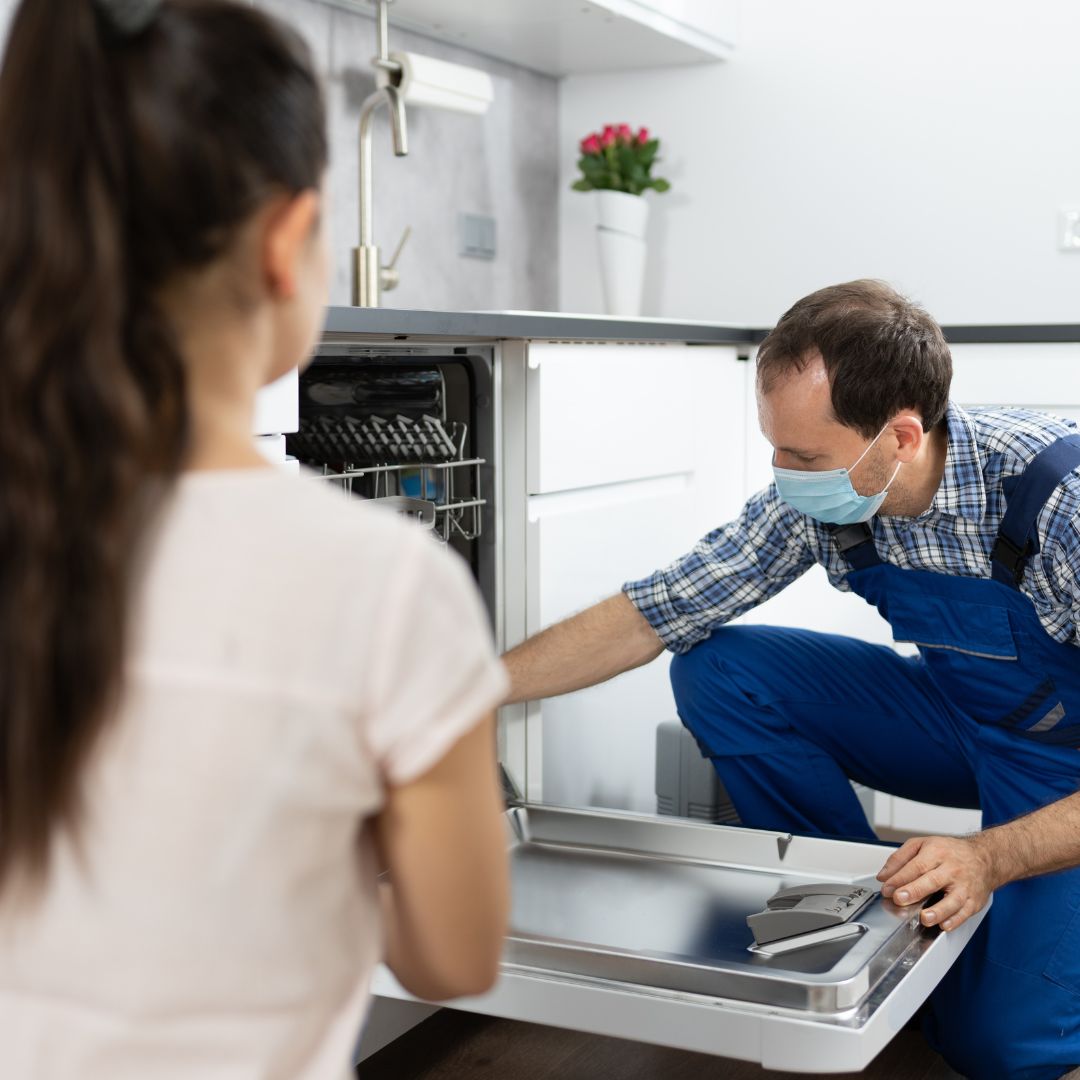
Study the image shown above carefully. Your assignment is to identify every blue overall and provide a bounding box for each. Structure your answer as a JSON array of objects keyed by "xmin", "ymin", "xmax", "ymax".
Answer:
[{"xmin": 669, "ymin": 436, "xmax": 1080, "ymax": 1080}]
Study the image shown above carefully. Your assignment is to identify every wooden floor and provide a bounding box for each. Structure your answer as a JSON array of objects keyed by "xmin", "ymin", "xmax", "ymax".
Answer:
[{"xmin": 357, "ymin": 1009, "xmax": 962, "ymax": 1080}]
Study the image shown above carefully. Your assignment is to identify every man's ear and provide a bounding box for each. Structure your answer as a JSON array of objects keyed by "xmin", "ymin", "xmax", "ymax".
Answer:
[
  {"xmin": 892, "ymin": 414, "xmax": 926, "ymax": 463},
  {"xmin": 263, "ymin": 190, "xmax": 321, "ymax": 301}
]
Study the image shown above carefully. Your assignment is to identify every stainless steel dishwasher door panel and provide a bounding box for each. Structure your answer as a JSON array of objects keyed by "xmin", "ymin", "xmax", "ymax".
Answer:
[
  {"xmin": 370, "ymin": 804, "xmax": 988, "ymax": 1073},
  {"xmin": 502, "ymin": 805, "xmax": 932, "ymax": 1015}
]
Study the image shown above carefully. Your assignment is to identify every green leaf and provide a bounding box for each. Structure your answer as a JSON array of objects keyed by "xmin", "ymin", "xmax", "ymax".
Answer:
[
  {"xmin": 571, "ymin": 179, "xmax": 594, "ymax": 191},
  {"xmin": 638, "ymin": 140, "xmax": 660, "ymax": 166},
  {"xmin": 650, "ymin": 177, "xmax": 671, "ymax": 193}
]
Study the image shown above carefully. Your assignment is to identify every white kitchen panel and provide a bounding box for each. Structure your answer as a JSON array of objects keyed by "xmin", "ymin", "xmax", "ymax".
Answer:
[
  {"xmin": 950, "ymin": 343, "xmax": 1080, "ymax": 410},
  {"xmin": 530, "ymin": 482, "xmax": 689, "ymax": 813},
  {"xmin": 252, "ymin": 368, "xmax": 299, "ymax": 437},
  {"xmin": 528, "ymin": 343, "xmax": 746, "ymax": 813},
  {"xmin": 326, "ymin": 0, "xmax": 736, "ymax": 78},
  {"xmin": 527, "ymin": 342, "xmax": 729, "ymax": 494},
  {"xmin": 886, "ymin": 798, "xmax": 982, "ymax": 837}
]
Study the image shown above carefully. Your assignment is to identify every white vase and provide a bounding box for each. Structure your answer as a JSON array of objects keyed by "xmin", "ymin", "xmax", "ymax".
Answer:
[{"xmin": 596, "ymin": 190, "xmax": 648, "ymax": 317}]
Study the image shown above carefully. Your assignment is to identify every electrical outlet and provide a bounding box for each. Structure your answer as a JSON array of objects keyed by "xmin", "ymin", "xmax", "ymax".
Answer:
[
  {"xmin": 1058, "ymin": 207, "xmax": 1080, "ymax": 251},
  {"xmin": 458, "ymin": 213, "xmax": 496, "ymax": 260}
]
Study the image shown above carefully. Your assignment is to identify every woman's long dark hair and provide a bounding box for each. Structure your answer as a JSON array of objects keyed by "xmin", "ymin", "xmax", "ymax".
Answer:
[{"xmin": 0, "ymin": 0, "xmax": 327, "ymax": 886}]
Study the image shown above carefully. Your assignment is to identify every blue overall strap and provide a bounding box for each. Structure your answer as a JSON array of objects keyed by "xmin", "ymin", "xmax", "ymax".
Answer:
[
  {"xmin": 991, "ymin": 434, "xmax": 1080, "ymax": 588},
  {"xmin": 829, "ymin": 522, "xmax": 882, "ymax": 571}
]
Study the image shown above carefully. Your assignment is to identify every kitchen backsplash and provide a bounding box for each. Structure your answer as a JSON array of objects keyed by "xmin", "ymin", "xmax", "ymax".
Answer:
[{"xmin": 0, "ymin": 0, "xmax": 559, "ymax": 312}]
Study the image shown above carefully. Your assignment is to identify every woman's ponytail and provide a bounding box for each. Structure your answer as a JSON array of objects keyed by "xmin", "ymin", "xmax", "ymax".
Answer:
[{"xmin": 0, "ymin": 0, "xmax": 326, "ymax": 886}]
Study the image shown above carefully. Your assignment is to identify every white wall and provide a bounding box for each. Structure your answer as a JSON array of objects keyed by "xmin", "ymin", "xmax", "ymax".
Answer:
[{"xmin": 560, "ymin": 0, "xmax": 1080, "ymax": 326}]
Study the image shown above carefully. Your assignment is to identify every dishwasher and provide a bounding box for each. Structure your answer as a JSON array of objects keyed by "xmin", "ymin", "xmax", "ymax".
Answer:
[{"xmin": 284, "ymin": 335, "xmax": 985, "ymax": 1074}]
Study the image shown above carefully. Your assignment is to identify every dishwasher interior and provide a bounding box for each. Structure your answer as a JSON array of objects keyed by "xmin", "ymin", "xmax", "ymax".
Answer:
[{"xmin": 287, "ymin": 343, "xmax": 497, "ymax": 620}]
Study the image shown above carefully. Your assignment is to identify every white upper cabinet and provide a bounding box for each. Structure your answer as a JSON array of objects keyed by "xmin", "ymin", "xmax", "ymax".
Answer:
[{"xmin": 366, "ymin": 0, "xmax": 738, "ymax": 77}]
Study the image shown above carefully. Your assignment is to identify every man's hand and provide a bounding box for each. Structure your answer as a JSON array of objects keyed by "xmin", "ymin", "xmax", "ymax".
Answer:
[{"xmin": 876, "ymin": 834, "xmax": 1003, "ymax": 932}]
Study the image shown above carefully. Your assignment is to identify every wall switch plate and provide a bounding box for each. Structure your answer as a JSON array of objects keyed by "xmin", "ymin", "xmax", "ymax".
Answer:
[
  {"xmin": 1058, "ymin": 207, "xmax": 1080, "ymax": 251},
  {"xmin": 459, "ymin": 212, "xmax": 497, "ymax": 260}
]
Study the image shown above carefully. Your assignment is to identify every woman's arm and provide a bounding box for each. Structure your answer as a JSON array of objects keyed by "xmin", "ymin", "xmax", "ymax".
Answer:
[{"xmin": 374, "ymin": 712, "xmax": 508, "ymax": 1001}]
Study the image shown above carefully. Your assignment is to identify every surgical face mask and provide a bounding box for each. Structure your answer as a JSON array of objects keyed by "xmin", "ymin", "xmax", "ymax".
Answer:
[{"xmin": 772, "ymin": 424, "xmax": 902, "ymax": 525}]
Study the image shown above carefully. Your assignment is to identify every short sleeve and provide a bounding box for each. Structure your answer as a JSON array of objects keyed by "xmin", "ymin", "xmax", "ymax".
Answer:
[{"xmin": 363, "ymin": 529, "xmax": 508, "ymax": 786}]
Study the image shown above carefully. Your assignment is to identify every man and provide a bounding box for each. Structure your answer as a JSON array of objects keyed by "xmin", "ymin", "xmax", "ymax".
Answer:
[{"xmin": 503, "ymin": 280, "xmax": 1080, "ymax": 1080}]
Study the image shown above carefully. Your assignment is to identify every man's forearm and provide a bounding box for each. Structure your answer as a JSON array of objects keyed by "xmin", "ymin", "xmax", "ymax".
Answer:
[
  {"xmin": 502, "ymin": 592, "xmax": 665, "ymax": 705},
  {"xmin": 974, "ymin": 789, "xmax": 1080, "ymax": 887}
]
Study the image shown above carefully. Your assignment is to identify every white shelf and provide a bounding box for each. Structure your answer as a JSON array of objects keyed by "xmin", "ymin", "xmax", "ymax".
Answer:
[{"xmin": 322, "ymin": 0, "xmax": 736, "ymax": 77}]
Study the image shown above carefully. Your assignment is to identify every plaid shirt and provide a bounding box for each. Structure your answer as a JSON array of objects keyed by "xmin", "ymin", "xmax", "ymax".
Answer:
[{"xmin": 624, "ymin": 403, "xmax": 1080, "ymax": 653}]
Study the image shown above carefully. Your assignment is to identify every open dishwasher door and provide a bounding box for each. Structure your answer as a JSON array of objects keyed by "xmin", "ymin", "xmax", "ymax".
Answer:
[{"xmin": 372, "ymin": 804, "xmax": 986, "ymax": 1074}]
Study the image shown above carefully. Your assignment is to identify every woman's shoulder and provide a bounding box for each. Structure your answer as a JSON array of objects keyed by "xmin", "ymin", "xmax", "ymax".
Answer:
[{"xmin": 173, "ymin": 467, "xmax": 433, "ymax": 567}]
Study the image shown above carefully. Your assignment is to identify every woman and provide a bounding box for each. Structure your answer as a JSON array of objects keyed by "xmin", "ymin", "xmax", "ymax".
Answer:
[{"xmin": 0, "ymin": 0, "xmax": 509, "ymax": 1076}]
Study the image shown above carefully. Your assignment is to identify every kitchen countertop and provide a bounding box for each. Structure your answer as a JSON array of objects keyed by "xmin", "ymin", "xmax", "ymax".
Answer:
[
  {"xmin": 323, "ymin": 307, "xmax": 1080, "ymax": 346},
  {"xmin": 323, "ymin": 308, "xmax": 758, "ymax": 344}
]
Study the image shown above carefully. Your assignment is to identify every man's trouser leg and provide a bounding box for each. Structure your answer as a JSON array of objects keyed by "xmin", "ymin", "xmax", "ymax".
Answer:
[{"xmin": 668, "ymin": 624, "xmax": 980, "ymax": 840}]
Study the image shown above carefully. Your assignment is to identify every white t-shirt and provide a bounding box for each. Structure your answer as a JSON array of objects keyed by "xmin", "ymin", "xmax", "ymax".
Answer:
[{"xmin": 0, "ymin": 469, "xmax": 508, "ymax": 1080}]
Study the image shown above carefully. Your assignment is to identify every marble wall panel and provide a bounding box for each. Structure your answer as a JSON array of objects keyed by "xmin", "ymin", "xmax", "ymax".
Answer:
[{"xmin": 0, "ymin": 0, "xmax": 559, "ymax": 312}]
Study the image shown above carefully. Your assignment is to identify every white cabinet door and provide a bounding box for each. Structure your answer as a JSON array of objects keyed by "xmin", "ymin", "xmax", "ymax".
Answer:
[
  {"xmin": 527, "ymin": 343, "xmax": 746, "ymax": 812},
  {"xmin": 527, "ymin": 342, "xmax": 699, "ymax": 494},
  {"xmin": 530, "ymin": 480, "xmax": 688, "ymax": 812},
  {"xmin": 950, "ymin": 343, "xmax": 1080, "ymax": 419}
]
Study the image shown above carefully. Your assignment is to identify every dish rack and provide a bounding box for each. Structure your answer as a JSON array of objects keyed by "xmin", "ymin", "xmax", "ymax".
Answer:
[{"xmin": 287, "ymin": 367, "xmax": 486, "ymax": 544}]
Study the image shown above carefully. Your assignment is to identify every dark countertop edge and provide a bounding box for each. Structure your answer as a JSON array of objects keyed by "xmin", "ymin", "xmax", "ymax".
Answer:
[
  {"xmin": 939, "ymin": 325, "xmax": 1080, "ymax": 344},
  {"xmin": 323, "ymin": 308, "xmax": 1080, "ymax": 347}
]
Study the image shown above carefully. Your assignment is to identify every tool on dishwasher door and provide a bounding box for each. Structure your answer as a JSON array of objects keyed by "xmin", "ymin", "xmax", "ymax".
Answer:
[{"xmin": 747, "ymin": 882, "xmax": 877, "ymax": 947}]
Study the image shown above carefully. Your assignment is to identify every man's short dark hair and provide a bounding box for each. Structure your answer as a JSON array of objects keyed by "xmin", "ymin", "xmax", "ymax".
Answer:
[{"xmin": 756, "ymin": 280, "xmax": 952, "ymax": 437}]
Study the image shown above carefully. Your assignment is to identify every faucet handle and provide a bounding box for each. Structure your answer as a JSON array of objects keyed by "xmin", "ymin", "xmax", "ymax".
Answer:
[{"xmin": 380, "ymin": 225, "xmax": 411, "ymax": 292}]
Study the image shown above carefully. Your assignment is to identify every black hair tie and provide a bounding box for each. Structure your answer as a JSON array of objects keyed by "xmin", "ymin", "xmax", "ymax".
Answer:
[{"xmin": 94, "ymin": 0, "xmax": 163, "ymax": 36}]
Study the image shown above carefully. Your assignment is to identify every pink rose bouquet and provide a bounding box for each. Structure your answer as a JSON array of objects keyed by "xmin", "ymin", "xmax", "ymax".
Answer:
[{"xmin": 573, "ymin": 124, "xmax": 670, "ymax": 196}]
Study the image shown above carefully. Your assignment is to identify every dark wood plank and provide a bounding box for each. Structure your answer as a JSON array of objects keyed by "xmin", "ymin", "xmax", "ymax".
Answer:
[
  {"xmin": 357, "ymin": 1010, "xmax": 954, "ymax": 1080},
  {"xmin": 358, "ymin": 1011, "xmax": 590, "ymax": 1080}
]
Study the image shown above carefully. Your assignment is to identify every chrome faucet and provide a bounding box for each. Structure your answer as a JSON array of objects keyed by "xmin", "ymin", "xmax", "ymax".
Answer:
[{"xmin": 354, "ymin": 0, "xmax": 410, "ymax": 307}]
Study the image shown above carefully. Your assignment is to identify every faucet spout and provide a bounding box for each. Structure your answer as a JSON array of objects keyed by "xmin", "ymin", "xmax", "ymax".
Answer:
[
  {"xmin": 385, "ymin": 84, "xmax": 408, "ymax": 157},
  {"xmin": 356, "ymin": 83, "xmax": 409, "ymax": 306},
  {"xmin": 359, "ymin": 84, "xmax": 408, "ymax": 247}
]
